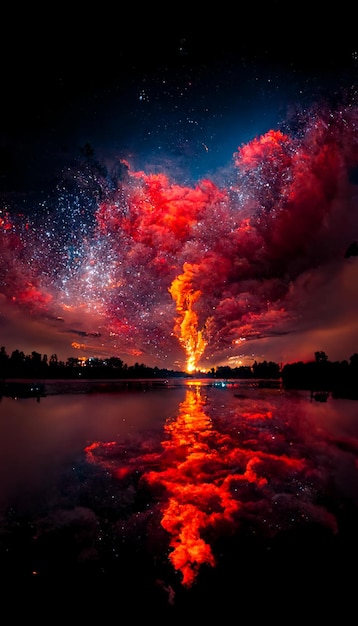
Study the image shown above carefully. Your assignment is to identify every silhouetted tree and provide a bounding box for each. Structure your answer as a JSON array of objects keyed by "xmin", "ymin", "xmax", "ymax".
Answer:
[
  {"xmin": 0, "ymin": 346, "xmax": 8, "ymax": 379},
  {"xmin": 66, "ymin": 357, "xmax": 81, "ymax": 368},
  {"xmin": 10, "ymin": 349, "xmax": 25, "ymax": 366},
  {"xmin": 49, "ymin": 354, "xmax": 58, "ymax": 366},
  {"xmin": 252, "ymin": 360, "xmax": 280, "ymax": 379},
  {"xmin": 106, "ymin": 357, "xmax": 124, "ymax": 369}
]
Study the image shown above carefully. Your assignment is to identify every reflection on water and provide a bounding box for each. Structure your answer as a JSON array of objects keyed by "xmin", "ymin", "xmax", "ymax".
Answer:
[
  {"xmin": 85, "ymin": 381, "xmax": 358, "ymax": 594},
  {"xmin": 0, "ymin": 384, "xmax": 185, "ymax": 509},
  {"xmin": 1, "ymin": 379, "xmax": 358, "ymax": 616}
]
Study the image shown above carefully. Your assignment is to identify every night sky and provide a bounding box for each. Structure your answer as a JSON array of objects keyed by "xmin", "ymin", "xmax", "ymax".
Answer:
[{"xmin": 1, "ymin": 7, "xmax": 358, "ymax": 370}]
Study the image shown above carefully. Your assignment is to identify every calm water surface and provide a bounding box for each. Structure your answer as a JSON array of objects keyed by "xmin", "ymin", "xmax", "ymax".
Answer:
[
  {"xmin": 0, "ymin": 382, "xmax": 186, "ymax": 509},
  {"xmin": 0, "ymin": 379, "xmax": 357, "ymax": 619}
]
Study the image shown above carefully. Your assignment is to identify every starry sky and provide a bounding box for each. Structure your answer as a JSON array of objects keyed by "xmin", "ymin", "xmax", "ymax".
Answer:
[{"xmin": 1, "ymin": 7, "xmax": 358, "ymax": 370}]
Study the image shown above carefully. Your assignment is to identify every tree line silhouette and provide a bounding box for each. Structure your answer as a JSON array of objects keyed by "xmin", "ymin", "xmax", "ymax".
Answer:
[{"xmin": 0, "ymin": 346, "xmax": 357, "ymax": 399}]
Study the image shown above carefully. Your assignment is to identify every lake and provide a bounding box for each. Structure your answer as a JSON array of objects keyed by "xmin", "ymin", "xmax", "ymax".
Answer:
[{"xmin": 0, "ymin": 378, "xmax": 357, "ymax": 620}]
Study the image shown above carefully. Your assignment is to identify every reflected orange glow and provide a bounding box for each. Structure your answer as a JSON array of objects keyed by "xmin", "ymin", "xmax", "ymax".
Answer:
[
  {"xmin": 169, "ymin": 263, "xmax": 207, "ymax": 373},
  {"xmin": 146, "ymin": 385, "xmax": 229, "ymax": 585},
  {"xmin": 85, "ymin": 384, "xmax": 337, "ymax": 589}
]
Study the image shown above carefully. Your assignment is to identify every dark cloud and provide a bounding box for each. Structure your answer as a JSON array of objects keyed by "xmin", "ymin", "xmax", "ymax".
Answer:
[{"xmin": 345, "ymin": 241, "xmax": 358, "ymax": 257}]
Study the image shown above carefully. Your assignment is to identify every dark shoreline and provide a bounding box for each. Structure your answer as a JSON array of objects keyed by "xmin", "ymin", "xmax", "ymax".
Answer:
[
  {"xmin": 0, "ymin": 377, "xmax": 184, "ymax": 398},
  {"xmin": 1, "ymin": 375, "xmax": 357, "ymax": 400}
]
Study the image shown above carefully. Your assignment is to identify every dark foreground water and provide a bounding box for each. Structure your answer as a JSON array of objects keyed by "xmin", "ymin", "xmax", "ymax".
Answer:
[{"xmin": 0, "ymin": 379, "xmax": 357, "ymax": 620}]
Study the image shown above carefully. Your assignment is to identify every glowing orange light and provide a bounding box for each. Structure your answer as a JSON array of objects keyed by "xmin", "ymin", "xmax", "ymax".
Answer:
[
  {"xmin": 85, "ymin": 387, "xmax": 316, "ymax": 589},
  {"xmin": 169, "ymin": 263, "xmax": 207, "ymax": 373}
]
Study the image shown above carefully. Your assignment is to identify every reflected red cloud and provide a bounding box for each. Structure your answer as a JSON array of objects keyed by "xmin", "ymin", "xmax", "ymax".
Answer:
[{"xmin": 85, "ymin": 382, "xmax": 341, "ymax": 588}]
